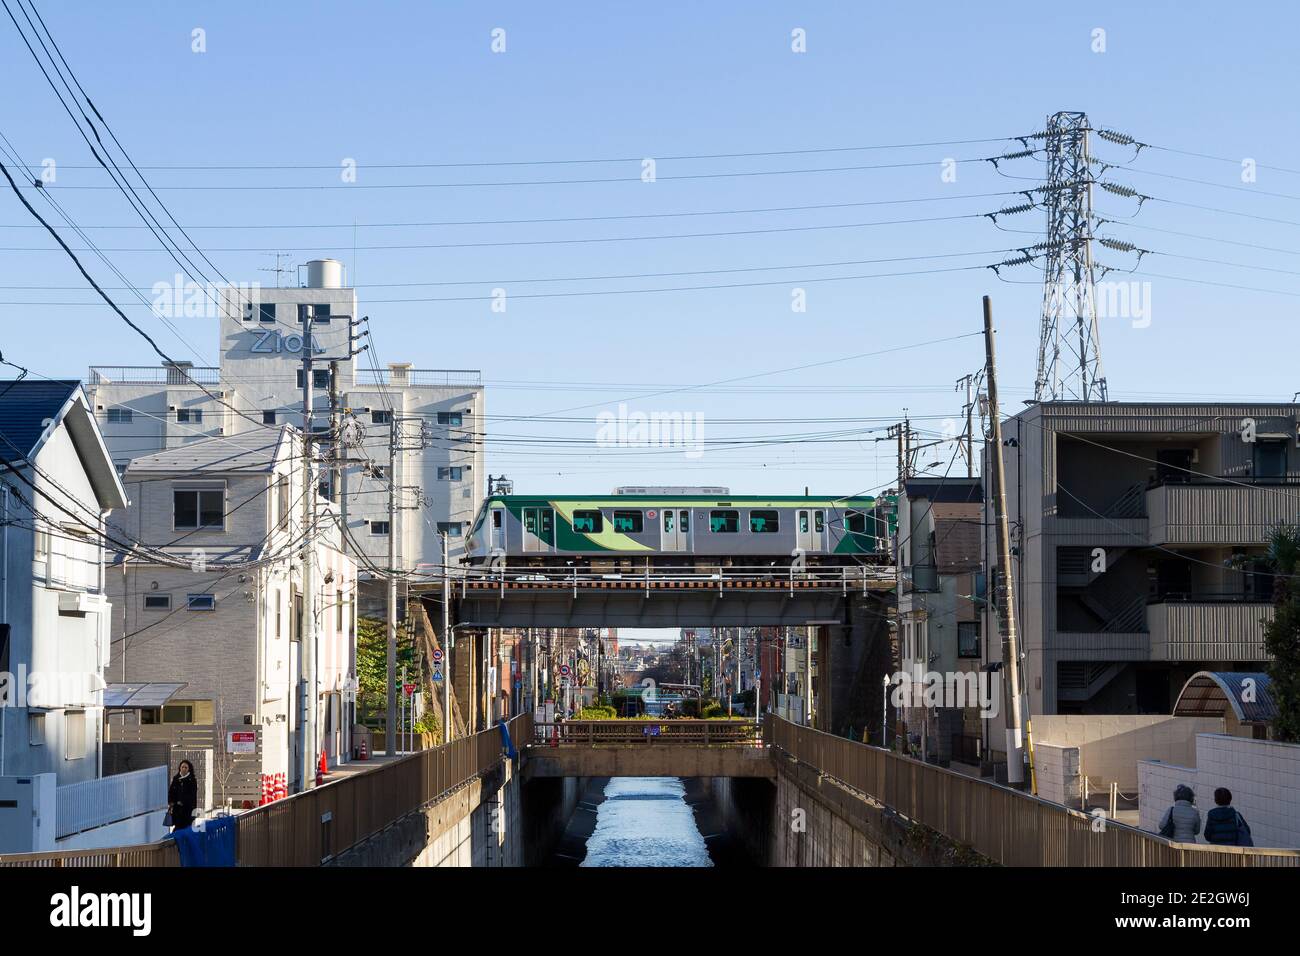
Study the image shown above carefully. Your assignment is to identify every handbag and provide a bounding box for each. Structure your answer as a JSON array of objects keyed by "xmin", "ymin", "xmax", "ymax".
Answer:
[
  {"xmin": 163, "ymin": 809, "xmax": 174, "ymax": 828},
  {"xmin": 1237, "ymin": 812, "xmax": 1254, "ymax": 847},
  {"xmin": 1158, "ymin": 814, "xmax": 1176, "ymax": 838}
]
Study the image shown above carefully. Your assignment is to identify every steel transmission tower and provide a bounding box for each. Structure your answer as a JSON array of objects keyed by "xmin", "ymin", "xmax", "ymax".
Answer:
[{"xmin": 1034, "ymin": 111, "xmax": 1108, "ymax": 402}]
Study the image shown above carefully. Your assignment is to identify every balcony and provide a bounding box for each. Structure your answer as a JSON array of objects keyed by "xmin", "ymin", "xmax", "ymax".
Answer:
[
  {"xmin": 1147, "ymin": 476, "xmax": 1300, "ymax": 547},
  {"xmin": 1148, "ymin": 596, "xmax": 1273, "ymax": 662}
]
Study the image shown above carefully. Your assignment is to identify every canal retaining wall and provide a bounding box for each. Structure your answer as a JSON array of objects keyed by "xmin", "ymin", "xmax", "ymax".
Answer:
[{"xmin": 332, "ymin": 758, "xmax": 525, "ymax": 867}]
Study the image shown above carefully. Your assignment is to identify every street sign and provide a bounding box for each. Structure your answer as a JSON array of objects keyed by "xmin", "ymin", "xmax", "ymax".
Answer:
[
  {"xmin": 432, "ymin": 667, "xmax": 444, "ymax": 683},
  {"xmin": 432, "ymin": 649, "xmax": 444, "ymax": 663},
  {"xmin": 403, "ymin": 683, "xmax": 416, "ymax": 696},
  {"xmin": 227, "ymin": 731, "xmax": 256, "ymax": 754}
]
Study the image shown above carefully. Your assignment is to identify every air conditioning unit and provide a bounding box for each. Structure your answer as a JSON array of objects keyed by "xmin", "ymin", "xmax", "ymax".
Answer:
[{"xmin": 58, "ymin": 592, "xmax": 107, "ymax": 613}]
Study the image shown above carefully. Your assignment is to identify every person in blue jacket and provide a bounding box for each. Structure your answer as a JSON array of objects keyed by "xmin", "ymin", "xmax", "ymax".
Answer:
[{"xmin": 1203, "ymin": 787, "xmax": 1253, "ymax": 846}]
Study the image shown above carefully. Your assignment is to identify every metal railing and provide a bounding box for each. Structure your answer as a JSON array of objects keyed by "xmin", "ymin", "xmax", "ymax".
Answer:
[
  {"xmin": 56, "ymin": 765, "xmax": 168, "ymax": 839},
  {"xmin": 0, "ymin": 715, "xmax": 528, "ymax": 868},
  {"xmin": 455, "ymin": 561, "xmax": 895, "ymax": 598},
  {"xmin": 88, "ymin": 365, "xmax": 221, "ymax": 385},
  {"xmin": 354, "ymin": 368, "xmax": 482, "ymax": 388},
  {"xmin": 531, "ymin": 719, "xmax": 762, "ymax": 746},
  {"xmin": 764, "ymin": 716, "xmax": 1300, "ymax": 867},
  {"xmin": 235, "ymin": 713, "xmax": 528, "ymax": 866}
]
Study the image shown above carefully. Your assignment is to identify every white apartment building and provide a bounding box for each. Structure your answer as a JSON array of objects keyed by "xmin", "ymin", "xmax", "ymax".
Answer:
[
  {"xmin": 84, "ymin": 259, "xmax": 485, "ymax": 610},
  {"xmin": 0, "ymin": 380, "xmax": 127, "ymax": 789},
  {"xmin": 104, "ymin": 428, "xmax": 357, "ymax": 801}
]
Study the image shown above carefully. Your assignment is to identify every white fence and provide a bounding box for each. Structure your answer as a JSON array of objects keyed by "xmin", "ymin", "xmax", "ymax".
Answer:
[{"xmin": 56, "ymin": 765, "xmax": 167, "ymax": 839}]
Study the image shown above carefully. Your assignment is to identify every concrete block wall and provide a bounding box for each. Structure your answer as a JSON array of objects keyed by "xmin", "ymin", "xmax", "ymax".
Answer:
[
  {"xmin": 1034, "ymin": 715, "xmax": 1222, "ymax": 789},
  {"xmin": 1035, "ymin": 743, "xmax": 1081, "ymax": 806},
  {"xmin": 1137, "ymin": 760, "xmax": 1198, "ymax": 834},
  {"xmin": 1196, "ymin": 734, "xmax": 1300, "ymax": 850},
  {"xmin": 1139, "ymin": 736, "xmax": 1300, "ymax": 849}
]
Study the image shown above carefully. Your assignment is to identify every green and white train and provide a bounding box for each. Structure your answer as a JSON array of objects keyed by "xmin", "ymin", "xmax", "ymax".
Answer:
[{"xmin": 464, "ymin": 493, "xmax": 894, "ymax": 567}]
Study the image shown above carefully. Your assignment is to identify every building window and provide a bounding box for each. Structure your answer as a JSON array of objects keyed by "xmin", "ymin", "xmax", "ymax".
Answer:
[
  {"xmin": 106, "ymin": 407, "xmax": 133, "ymax": 424},
  {"xmin": 710, "ymin": 510, "xmax": 739, "ymax": 533},
  {"xmin": 161, "ymin": 704, "xmax": 195, "ymax": 724},
  {"xmin": 276, "ymin": 476, "xmax": 290, "ymax": 531},
  {"xmin": 1254, "ymin": 440, "xmax": 1287, "ymax": 481},
  {"xmin": 437, "ymin": 411, "xmax": 463, "ymax": 426},
  {"xmin": 958, "ymin": 621, "xmax": 981, "ymax": 658},
  {"xmin": 437, "ymin": 522, "xmax": 463, "ymax": 537},
  {"xmin": 612, "ymin": 510, "xmax": 643, "ymax": 533},
  {"xmin": 295, "ymin": 369, "xmax": 332, "ymax": 390},
  {"xmin": 28, "ymin": 712, "xmax": 45, "ymax": 746},
  {"xmin": 177, "ymin": 408, "xmax": 202, "ymax": 424},
  {"xmin": 263, "ymin": 410, "xmax": 277, "ymax": 425},
  {"xmin": 371, "ymin": 410, "xmax": 392, "ymax": 425},
  {"xmin": 335, "ymin": 590, "xmax": 344, "ymax": 631},
  {"xmin": 749, "ymin": 509, "xmax": 779, "ymax": 533},
  {"xmin": 187, "ymin": 594, "xmax": 216, "ymax": 611},
  {"xmin": 299, "ymin": 303, "xmax": 331, "ymax": 324},
  {"xmin": 259, "ymin": 303, "xmax": 276, "ymax": 324},
  {"xmin": 572, "ymin": 510, "xmax": 603, "ymax": 533},
  {"xmin": 173, "ymin": 487, "xmax": 224, "ymax": 530},
  {"xmin": 438, "ymin": 467, "xmax": 463, "ymax": 481},
  {"xmin": 370, "ymin": 520, "xmax": 390, "ymax": 535},
  {"xmin": 65, "ymin": 711, "xmax": 87, "ymax": 760},
  {"xmin": 143, "ymin": 594, "xmax": 172, "ymax": 611}
]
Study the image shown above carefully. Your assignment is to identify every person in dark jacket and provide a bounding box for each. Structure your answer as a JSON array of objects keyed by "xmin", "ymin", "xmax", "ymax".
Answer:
[
  {"xmin": 1204, "ymin": 787, "xmax": 1253, "ymax": 846},
  {"xmin": 168, "ymin": 760, "xmax": 198, "ymax": 832}
]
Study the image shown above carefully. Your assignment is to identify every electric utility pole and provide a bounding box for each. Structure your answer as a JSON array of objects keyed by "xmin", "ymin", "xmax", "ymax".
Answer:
[
  {"xmin": 385, "ymin": 417, "xmax": 399, "ymax": 757},
  {"xmin": 442, "ymin": 531, "xmax": 452, "ymax": 742},
  {"xmin": 300, "ymin": 313, "xmax": 319, "ymax": 791},
  {"xmin": 983, "ymin": 295, "xmax": 1030, "ymax": 789}
]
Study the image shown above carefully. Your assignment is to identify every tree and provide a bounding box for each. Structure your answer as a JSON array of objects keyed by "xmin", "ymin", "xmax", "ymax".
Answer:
[
  {"xmin": 356, "ymin": 616, "xmax": 415, "ymax": 724},
  {"xmin": 1263, "ymin": 524, "xmax": 1300, "ymax": 742}
]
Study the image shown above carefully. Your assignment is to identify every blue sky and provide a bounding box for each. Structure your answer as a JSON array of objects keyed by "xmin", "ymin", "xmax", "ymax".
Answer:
[{"xmin": 2, "ymin": 1, "xmax": 1298, "ymax": 500}]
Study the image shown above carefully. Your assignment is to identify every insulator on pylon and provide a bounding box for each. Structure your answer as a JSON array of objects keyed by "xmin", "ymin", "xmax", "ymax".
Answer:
[
  {"xmin": 1100, "ymin": 181, "xmax": 1138, "ymax": 198},
  {"xmin": 1097, "ymin": 129, "xmax": 1136, "ymax": 146}
]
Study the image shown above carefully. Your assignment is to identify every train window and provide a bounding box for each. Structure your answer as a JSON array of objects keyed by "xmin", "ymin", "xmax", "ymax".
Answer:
[
  {"xmin": 573, "ymin": 510, "xmax": 604, "ymax": 533},
  {"xmin": 492, "ymin": 511, "xmax": 503, "ymax": 528},
  {"xmin": 612, "ymin": 511, "xmax": 643, "ymax": 533},
  {"xmin": 710, "ymin": 510, "xmax": 739, "ymax": 533},
  {"xmin": 846, "ymin": 510, "xmax": 868, "ymax": 534},
  {"xmin": 815, "ymin": 511, "xmax": 825, "ymax": 533},
  {"xmin": 663, "ymin": 511, "xmax": 674, "ymax": 533},
  {"xmin": 681, "ymin": 510, "xmax": 689, "ymax": 532},
  {"xmin": 749, "ymin": 510, "xmax": 779, "ymax": 533},
  {"xmin": 798, "ymin": 511, "xmax": 809, "ymax": 534}
]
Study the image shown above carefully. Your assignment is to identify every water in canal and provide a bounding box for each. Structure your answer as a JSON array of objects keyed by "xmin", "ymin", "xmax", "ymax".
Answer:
[{"xmin": 579, "ymin": 777, "xmax": 713, "ymax": 867}]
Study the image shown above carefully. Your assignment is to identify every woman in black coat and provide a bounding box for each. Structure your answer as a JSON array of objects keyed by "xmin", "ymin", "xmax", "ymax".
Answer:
[{"xmin": 168, "ymin": 760, "xmax": 198, "ymax": 831}]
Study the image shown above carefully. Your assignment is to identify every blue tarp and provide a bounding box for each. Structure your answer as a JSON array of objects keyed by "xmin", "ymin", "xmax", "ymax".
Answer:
[
  {"xmin": 498, "ymin": 719, "xmax": 517, "ymax": 760},
  {"xmin": 173, "ymin": 814, "xmax": 237, "ymax": 867}
]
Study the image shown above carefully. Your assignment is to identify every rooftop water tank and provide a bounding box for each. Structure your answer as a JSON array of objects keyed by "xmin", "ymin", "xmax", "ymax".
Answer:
[{"xmin": 305, "ymin": 258, "xmax": 344, "ymax": 289}]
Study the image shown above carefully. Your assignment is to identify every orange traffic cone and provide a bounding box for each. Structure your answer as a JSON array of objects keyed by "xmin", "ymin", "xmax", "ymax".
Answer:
[{"xmin": 316, "ymin": 750, "xmax": 328, "ymax": 786}]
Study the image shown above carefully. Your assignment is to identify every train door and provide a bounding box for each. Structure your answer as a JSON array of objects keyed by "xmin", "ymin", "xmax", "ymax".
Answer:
[
  {"xmin": 522, "ymin": 507, "xmax": 555, "ymax": 552},
  {"xmin": 661, "ymin": 508, "xmax": 691, "ymax": 551},
  {"xmin": 797, "ymin": 509, "xmax": 825, "ymax": 552},
  {"xmin": 490, "ymin": 506, "xmax": 506, "ymax": 552}
]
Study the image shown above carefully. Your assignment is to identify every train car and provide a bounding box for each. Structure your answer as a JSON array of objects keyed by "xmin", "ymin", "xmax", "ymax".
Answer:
[{"xmin": 464, "ymin": 493, "xmax": 895, "ymax": 568}]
